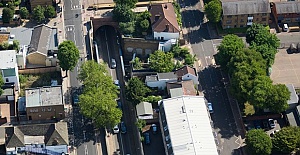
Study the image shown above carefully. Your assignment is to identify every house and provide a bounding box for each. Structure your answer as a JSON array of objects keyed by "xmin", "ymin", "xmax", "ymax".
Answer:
[
  {"xmin": 25, "ymin": 86, "xmax": 65, "ymax": 121},
  {"xmin": 166, "ymin": 80, "xmax": 197, "ymax": 97},
  {"xmin": 149, "ymin": 3, "xmax": 180, "ymax": 41},
  {"xmin": 0, "ymin": 84, "xmax": 17, "ymax": 124},
  {"xmin": 158, "ymin": 96, "xmax": 218, "ymax": 155},
  {"xmin": 0, "ymin": 50, "xmax": 20, "ymax": 91},
  {"xmin": 30, "ymin": 0, "xmax": 55, "ymax": 10},
  {"xmin": 284, "ymin": 84, "xmax": 300, "ymax": 126},
  {"xmin": 145, "ymin": 65, "xmax": 198, "ymax": 89},
  {"xmin": 221, "ymin": 0, "xmax": 271, "ymax": 29},
  {"xmin": 3, "ymin": 122, "xmax": 69, "ymax": 155},
  {"xmin": 136, "ymin": 102, "xmax": 153, "ymax": 120},
  {"xmin": 270, "ymin": 1, "xmax": 300, "ymax": 25},
  {"xmin": 27, "ymin": 24, "xmax": 58, "ymax": 67}
]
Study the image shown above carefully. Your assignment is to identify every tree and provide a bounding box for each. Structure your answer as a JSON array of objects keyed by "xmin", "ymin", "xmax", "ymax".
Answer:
[
  {"xmin": 112, "ymin": 4, "xmax": 135, "ymax": 22},
  {"xmin": 215, "ymin": 34, "xmax": 245, "ymax": 70},
  {"xmin": 272, "ymin": 126, "xmax": 300, "ymax": 154},
  {"xmin": 248, "ymin": 76, "xmax": 273, "ymax": 109},
  {"xmin": 2, "ymin": 8, "xmax": 14, "ymax": 23},
  {"xmin": 78, "ymin": 61, "xmax": 122, "ymax": 128},
  {"xmin": 0, "ymin": 73, "xmax": 4, "ymax": 96},
  {"xmin": 0, "ymin": 41, "xmax": 9, "ymax": 50},
  {"xmin": 119, "ymin": 22, "xmax": 135, "ymax": 34},
  {"xmin": 44, "ymin": 5, "xmax": 56, "ymax": 18},
  {"xmin": 19, "ymin": 7, "xmax": 29, "ymax": 19},
  {"xmin": 57, "ymin": 41, "xmax": 80, "ymax": 76},
  {"xmin": 245, "ymin": 129, "xmax": 272, "ymax": 155},
  {"xmin": 250, "ymin": 44, "xmax": 277, "ymax": 68},
  {"xmin": 139, "ymin": 19, "xmax": 150, "ymax": 32},
  {"xmin": 266, "ymin": 84, "xmax": 290, "ymax": 113},
  {"xmin": 135, "ymin": 119, "xmax": 146, "ymax": 131},
  {"xmin": 115, "ymin": 0, "xmax": 137, "ymax": 8},
  {"xmin": 204, "ymin": 0, "xmax": 222, "ymax": 23},
  {"xmin": 246, "ymin": 23, "xmax": 269, "ymax": 44},
  {"xmin": 149, "ymin": 50, "xmax": 175, "ymax": 73},
  {"xmin": 32, "ymin": 5, "xmax": 45, "ymax": 23},
  {"xmin": 125, "ymin": 77, "xmax": 151, "ymax": 106},
  {"xmin": 184, "ymin": 54, "xmax": 196, "ymax": 66},
  {"xmin": 9, "ymin": 40, "xmax": 20, "ymax": 51},
  {"xmin": 143, "ymin": 95, "xmax": 162, "ymax": 105},
  {"xmin": 130, "ymin": 57, "xmax": 142, "ymax": 69}
]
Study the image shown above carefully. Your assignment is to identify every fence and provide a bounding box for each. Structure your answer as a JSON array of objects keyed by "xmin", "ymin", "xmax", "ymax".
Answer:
[{"xmin": 18, "ymin": 66, "xmax": 60, "ymax": 74}]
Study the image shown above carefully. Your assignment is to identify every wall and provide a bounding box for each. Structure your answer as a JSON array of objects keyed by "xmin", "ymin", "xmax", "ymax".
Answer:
[
  {"xmin": 146, "ymin": 79, "xmax": 177, "ymax": 90},
  {"xmin": 27, "ymin": 53, "xmax": 47, "ymax": 66},
  {"xmin": 26, "ymin": 105, "xmax": 65, "ymax": 121},
  {"xmin": 18, "ymin": 66, "xmax": 60, "ymax": 74},
  {"xmin": 182, "ymin": 73, "xmax": 199, "ymax": 85},
  {"xmin": 46, "ymin": 145, "xmax": 68, "ymax": 154},
  {"xmin": 222, "ymin": 13, "xmax": 270, "ymax": 29},
  {"xmin": 91, "ymin": 17, "xmax": 118, "ymax": 32},
  {"xmin": 153, "ymin": 32, "xmax": 179, "ymax": 41}
]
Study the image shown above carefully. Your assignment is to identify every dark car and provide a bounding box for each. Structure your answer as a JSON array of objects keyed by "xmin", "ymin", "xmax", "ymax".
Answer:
[
  {"xmin": 73, "ymin": 93, "xmax": 79, "ymax": 105},
  {"xmin": 254, "ymin": 120, "xmax": 262, "ymax": 129},
  {"xmin": 120, "ymin": 122, "xmax": 127, "ymax": 134},
  {"xmin": 152, "ymin": 124, "xmax": 157, "ymax": 134},
  {"xmin": 268, "ymin": 119, "xmax": 276, "ymax": 129},
  {"xmin": 144, "ymin": 132, "xmax": 150, "ymax": 145}
]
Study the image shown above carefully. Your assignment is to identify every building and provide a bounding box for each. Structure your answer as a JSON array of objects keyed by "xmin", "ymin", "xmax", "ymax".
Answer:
[
  {"xmin": 0, "ymin": 84, "xmax": 17, "ymax": 124},
  {"xmin": 158, "ymin": 96, "xmax": 218, "ymax": 155},
  {"xmin": 25, "ymin": 86, "xmax": 65, "ymax": 121},
  {"xmin": 221, "ymin": 0, "xmax": 271, "ymax": 29},
  {"xmin": 27, "ymin": 24, "xmax": 58, "ymax": 67},
  {"xmin": 30, "ymin": 0, "xmax": 55, "ymax": 10},
  {"xmin": 271, "ymin": 0, "xmax": 300, "ymax": 26},
  {"xmin": 136, "ymin": 102, "xmax": 153, "ymax": 120},
  {"xmin": 0, "ymin": 50, "xmax": 20, "ymax": 91},
  {"xmin": 285, "ymin": 84, "xmax": 300, "ymax": 126},
  {"xmin": 149, "ymin": 3, "xmax": 180, "ymax": 41},
  {"xmin": 166, "ymin": 80, "xmax": 197, "ymax": 97},
  {"xmin": 3, "ymin": 122, "xmax": 69, "ymax": 155}
]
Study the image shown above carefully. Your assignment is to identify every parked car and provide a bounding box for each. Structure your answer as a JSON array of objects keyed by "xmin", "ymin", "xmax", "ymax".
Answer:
[
  {"xmin": 144, "ymin": 132, "xmax": 150, "ymax": 144},
  {"xmin": 289, "ymin": 43, "xmax": 297, "ymax": 53},
  {"xmin": 120, "ymin": 122, "xmax": 127, "ymax": 134},
  {"xmin": 72, "ymin": 92, "xmax": 79, "ymax": 105},
  {"xmin": 117, "ymin": 100, "xmax": 122, "ymax": 109},
  {"xmin": 283, "ymin": 23, "xmax": 289, "ymax": 32},
  {"xmin": 254, "ymin": 120, "xmax": 262, "ymax": 129},
  {"xmin": 111, "ymin": 59, "xmax": 116, "ymax": 68},
  {"xmin": 113, "ymin": 125, "xmax": 119, "ymax": 134},
  {"xmin": 268, "ymin": 119, "xmax": 276, "ymax": 129},
  {"xmin": 152, "ymin": 124, "xmax": 157, "ymax": 134},
  {"xmin": 114, "ymin": 80, "xmax": 120, "ymax": 89},
  {"xmin": 262, "ymin": 120, "xmax": 269, "ymax": 130},
  {"xmin": 207, "ymin": 103, "xmax": 213, "ymax": 113}
]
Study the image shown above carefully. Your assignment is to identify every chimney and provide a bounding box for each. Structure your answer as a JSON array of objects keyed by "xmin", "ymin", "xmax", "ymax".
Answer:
[
  {"xmin": 177, "ymin": 76, "xmax": 182, "ymax": 82},
  {"xmin": 165, "ymin": 24, "xmax": 169, "ymax": 30},
  {"xmin": 164, "ymin": 4, "xmax": 168, "ymax": 9}
]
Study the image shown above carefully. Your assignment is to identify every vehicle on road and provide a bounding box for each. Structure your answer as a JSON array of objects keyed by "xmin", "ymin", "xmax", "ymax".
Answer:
[
  {"xmin": 207, "ymin": 102, "xmax": 213, "ymax": 113},
  {"xmin": 254, "ymin": 120, "xmax": 262, "ymax": 129},
  {"xmin": 114, "ymin": 80, "xmax": 120, "ymax": 89},
  {"xmin": 152, "ymin": 124, "xmax": 157, "ymax": 134},
  {"xmin": 117, "ymin": 100, "xmax": 122, "ymax": 109},
  {"xmin": 113, "ymin": 125, "xmax": 119, "ymax": 134},
  {"xmin": 120, "ymin": 122, "xmax": 127, "ymax": 134},
  {"xmin": 75, "ymin": 14, "xmax": 79, "ymax": 18},
  {"xmin": 111, "ymin": 59, "xmax": 116, "ymax": 68},
  {"xmin": 72, "ymin": 92, "xmax": 79, "ymax": 105},
  {"xmin": 268, "ymin": 119, "xmax": 276, "ymax": 129},
  {"xmin": 283, "ymin": 23, "xmax": 289, "ymax": 32},
  {"xmin": 144, "ymin": 132, "xmax": 150, "ymax": 145}
]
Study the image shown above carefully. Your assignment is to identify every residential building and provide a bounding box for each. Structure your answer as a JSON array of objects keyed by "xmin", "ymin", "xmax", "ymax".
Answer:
[
  {"xmin": 136, "ymin": 102, "xmax": 153, "ymax": 120},
  {"xmin": 285, "ymin": 84, "xmax": 300, "ymax": 126},
  {"xmin": 166, "ymin": 80, "xmax": 197, "ymax": 97},
  {"xmin": 145, "ymin": 65, "xmax": 198, "ymax": 89},
  {"xmin": 27, "ymin": 24, "xmax": 58, "ymax": 67},
  {"xmin": 30, "ymin": 0, "xmax": 55, "ymax": 10},
  {"xmin": 0, "ymin": 50, "xmax": 20, "ymax": 91},
  {"xmin": 149, "ymin": 3, "xmax": 180, "ymax": 41},
  {"xmin": 25, "ymin": 86, "xmax": 65, "ymax": 121},
  {"xmin": 221, "ymin": 0, "xmax": 271, "ymax": 29},
  {"xmin": 158, "ymin": 96, "xmax": 218, "ymax": 155},
  {"xmin": 270, "ymin": 0, "xmax": 300, "ymax": 25},
  {"xmin": 0, "ymin": 84, "xmax": 17, "ymax": 124},
  {"xmin": 3, "ymin": 122, "xmax": 69, "ymax": 155}
]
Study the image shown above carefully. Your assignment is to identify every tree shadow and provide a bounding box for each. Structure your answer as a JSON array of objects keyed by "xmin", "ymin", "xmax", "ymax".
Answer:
[
  {"xmin": 181, "ymin": 9, "xmax": 204, "ymax": 28},
  {"xmin": 178, "ymin": 0, "xmax": 199, "ymax": 8}
]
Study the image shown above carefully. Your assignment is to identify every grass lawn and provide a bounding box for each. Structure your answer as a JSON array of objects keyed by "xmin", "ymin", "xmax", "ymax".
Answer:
[
  {"xmin": 19, "ymin": 72, "xmax": 62, "ymax": 97},
  {"xmin": 216, "ymin": 23, "xmax": 248, "ymax": 35}
]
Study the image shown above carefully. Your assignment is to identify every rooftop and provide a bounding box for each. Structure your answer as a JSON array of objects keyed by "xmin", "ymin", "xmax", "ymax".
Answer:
[
  {"xmin": 174, "ymin": 65, "xmax": 197, "ymax": 77},
  {"xmin": 221, "ymin": 0, "xmax": 271, "ymax": 15},
  {"xmin": 0, "ymin": 50, "xmax": 16, "ymax": 69},
  {"xmin": 145, "ymin": 75, "xmax": 158, "ymax": 82},
  {"xmin": 167, "ymin": 80, "xmax": 197, "ymax": 97},
  {"xmin": 25, "ymin": 86, "xmax": 63, "ymax": 107},
  {"xmin": 157, "ymin": 72, "xmax": 177, "ymax": 80},
  {"xmin": 9, "ymin": 27, "xmax": 33, "ymax": 46},
  {"xmin": 159, "ymin": 96, "xmax": 218, "ymax": 155},
  {"xmin": 286, "ymin": 84, "xmax": 299, "ymax": 105},
  {"xmin": 273, "ymin": 1, "xmax": 300, "ymax": 14}
]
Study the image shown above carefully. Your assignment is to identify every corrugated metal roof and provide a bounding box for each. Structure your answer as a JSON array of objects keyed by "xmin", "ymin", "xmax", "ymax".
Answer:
[
  {"xmin": 274, "ymin": 1, "xmax": 300, "ymax": 14},
  {"xmin": 222, "ymin": 0, "xmax": 271, "ymax": 15}
]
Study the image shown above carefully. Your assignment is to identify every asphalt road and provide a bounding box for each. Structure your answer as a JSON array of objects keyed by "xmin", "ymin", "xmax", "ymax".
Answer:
[{"xmin": 95, "ymin": 26, "xmax": 143, "ymax": 155}]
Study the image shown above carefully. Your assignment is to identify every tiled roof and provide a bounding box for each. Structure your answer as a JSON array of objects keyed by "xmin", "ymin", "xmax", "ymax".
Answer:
[
  {"xmin": 221, "ymin": 0, "xmax": 271, "ymax": 15},
  {"xmin": 174, "ymin": 65, "xmax": 196, "ymax": 77},
  {"xmin": 274, "ymin": 1, "xmax": 300, "ymax": 14}
]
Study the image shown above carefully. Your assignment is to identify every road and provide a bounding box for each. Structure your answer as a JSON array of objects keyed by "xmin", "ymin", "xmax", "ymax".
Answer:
[{"xmin": 95, "ymin": 26, "xmax": 143, "ymax": 155}]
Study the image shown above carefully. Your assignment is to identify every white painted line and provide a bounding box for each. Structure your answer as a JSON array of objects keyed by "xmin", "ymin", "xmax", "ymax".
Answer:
[
  {"xmin": 84, "ymin": 144, "xmax": 88, "ymax": 155},
  {"xmin": 104, "ymin": 29, "xmax": 113, "ymax": 76}
]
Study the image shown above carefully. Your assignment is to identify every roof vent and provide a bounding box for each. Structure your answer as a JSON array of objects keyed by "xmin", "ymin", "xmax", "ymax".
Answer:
[
  {"xmin": 181, "ymin": 106, "xmax": 186, "ymax": 113},
  {"xmin": 164, "ymin": 4, "xmax": 168, "ymax": 9}
]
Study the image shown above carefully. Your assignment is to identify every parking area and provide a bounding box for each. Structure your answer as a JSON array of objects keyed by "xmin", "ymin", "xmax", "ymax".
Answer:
[
  {"xmin": 244, "ymin": 117, "xmax": 286, "ymax": 136},
  {"xmin": 142, "ymin": 124, "xmax": 165, "ymax": 155},
  {"xmin": 270, "ymin": 49, "xmax": 300, "ymax": 87}
]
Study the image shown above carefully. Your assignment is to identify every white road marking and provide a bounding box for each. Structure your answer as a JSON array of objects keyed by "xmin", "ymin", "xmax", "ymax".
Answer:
[{"xmin": 84, "ymin": 144, "xmax": 88, "ymax": 155}]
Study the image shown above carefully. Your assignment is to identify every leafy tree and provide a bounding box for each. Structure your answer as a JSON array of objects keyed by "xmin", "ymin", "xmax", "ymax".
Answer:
[
  {"xmin": 112, "ymin": 4, "xmax": 135, "ymax": 22},
  {"xmin": 8, "ymin": 40, "xmax": 20, "ymax": 51},
  {"xmin": 78, "ymin": 61, "xmax": 122, "ymax": 128},
  {"xmin": 125, "ymin": 77, "xmax": 151, "ymax": 106},
  {"xmin": 44, "ymin": 5, "xmax": 56, "ymax": 18},
  {"xmin": 252, "ymin": 32, "xmax": 280, "ymax": 49},
  {"xmin": 246, "ymin": 23, "xmax": 269, "ymax": 44},
  {"xmin": 204, "ymin": 0, "xmax": 222, "ymax": 23},
  {"xmin": 32, "ymin": 5, "xmax": 45, "ymax": 23},
  {"xmin": 250, "ymin": 44, "xmax": 277, "ymax": 68},
  {"xmin": 266, "ymin": 84, "xmax": 290, "ymax": 113},
  {"xmin": 57, "ymin": 41, "xmax": 80, "ymax": 76},
  {"xmin": 135, "ymin": 119, "xmax": 146, "ymax": 131},
  {"xmin": 143, "ymin": 95, "xmax": 162, "ymax": 105},
  {"xmin": 0, "ymin": 73, "xmax": 4, "ymax": 96},
  {"xmin": 139, "ymin": 19, "xmax": 150, "ymax": 32},
  {"xmin": 0, "ymin": 41, "xmax": 9, "ymax": 50},
  {"xmin": 149, "ymin": 50, "xmax": 175, "ymax": 73},
  {"xmin": 215, "ymin": 34, "xmax": 245, "ymax": 71},
  {"xmin": 248, "ymin": 76, "xmax": 273, "ymax": 109},
  {"xmin": 245, "ymin": 129, "xmax": 272, "ymax": 155},
  {"xmin": 115, "ymin": 0, "xmax": 137, "ymax": 8},
  {"xmin": 19, "ymin": 7, "xmax": 29, "ymax": 19},
  {"xmin": 119, "ymin": 22, "xmax": 135, "ymax": 34},
  {"xmin": 272, "ymin": 126, "xmax": 300, "ymax": 154},
  {"xmin": 2, "ymin": 7, "xmax": 14, "ymax": 23},
  {"xmin": 137, "ymin": 10, "xmax": 151, "ymax": 20},
  {"xmin": 130, "ymin": 57, "xmax": 142, "ymax": 69}
]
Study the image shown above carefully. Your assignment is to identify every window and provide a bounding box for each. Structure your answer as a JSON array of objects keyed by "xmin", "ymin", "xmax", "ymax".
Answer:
[
  {"xmin": 226, "ymin": 20, "xmax": 232, "ymax": 24},
  {"xmin": 227, "ymin": 15, "xmax": 232, "ymax": 18},
  {"xmin": 240, "ymin": 25, "xmax": 244, "ymax": 27},
  {"xmin": 42, "ymin": 108, "xmax": 45, "ymax": 112},
  {"xmin": 48, "ymin": 108, "xmax": 52, "ymax": 111},
  {"xmin": 240, "ymin": 19, "xmax": 244, "ymax": 22},
  {"xmin": 2, "ymin": 68, "xmax": 16, "ymax": 77},
  {"xmin": 262, "ymin": 13, "xmax": 267, "ymax": 16},
  {"xmin": 285, "ymin": 18, "xmax": 291, "ymax": 22},
  {"xmin": 262, "ymin": 18, "xmax": 267, "ymax": 21}
]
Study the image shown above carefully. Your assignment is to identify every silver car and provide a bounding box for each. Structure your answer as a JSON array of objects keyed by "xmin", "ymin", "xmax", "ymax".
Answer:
[{"xmin": 111, "ymin": 59, "xmax": 116, "ymax": 68}]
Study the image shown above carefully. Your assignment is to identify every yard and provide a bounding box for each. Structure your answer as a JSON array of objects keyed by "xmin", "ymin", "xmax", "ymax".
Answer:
[
  {"xmin": 19, "ymin": 72, "xmax": 62, "ymax": 96},
  {"xmin": 216, "ymin": 23, "xmax": 248, "ymax": 35}
]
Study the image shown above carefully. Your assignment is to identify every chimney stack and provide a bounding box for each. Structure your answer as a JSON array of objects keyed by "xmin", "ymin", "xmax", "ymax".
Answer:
[{"xmin": 177, "ymin": 76, "xmax": 182, "ymax": 82}]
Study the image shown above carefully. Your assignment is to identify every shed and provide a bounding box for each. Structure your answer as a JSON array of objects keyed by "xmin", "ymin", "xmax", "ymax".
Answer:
[{"xmin": 136, "ymin": 102, "xmax": 153, "ymax": 120}]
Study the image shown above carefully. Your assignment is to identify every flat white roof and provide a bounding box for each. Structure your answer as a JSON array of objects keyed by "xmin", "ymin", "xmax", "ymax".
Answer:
[
  {"xmin": 0, "ymin": 50, "xmax": 16, "ymax": 69},
  {"xmin": 25, "ymin": 86, "xmax": 63, "ymax": 107},
  {"xmin": 161, "ymin": 96, "xmax": 218, "ymax": 155}
]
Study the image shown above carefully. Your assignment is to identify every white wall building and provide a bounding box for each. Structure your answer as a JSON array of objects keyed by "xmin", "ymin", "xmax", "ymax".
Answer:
[
  {"xmin": 158, "ymin": 96, "xmax": 218, "ymax": 155},
  {"xmin": 0, "ymin": 50, "xmax": 20, "ymax": 91}
]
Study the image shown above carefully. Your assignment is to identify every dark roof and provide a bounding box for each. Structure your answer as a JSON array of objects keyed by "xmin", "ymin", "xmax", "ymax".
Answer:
[
  {"xmin": 174, "ymin": 65, "xmax": 197, "ymax": 77},
  {"xmin": 28, "ymin": 24, "xmax": 58, "ymax": 56},
  {"xmin": 157, "ymin": 72, "xmax": 177, "ymax": 80},
  {"xmin": 274, "ymin": 1, "xmax": 300, "ymax": 14},
  {"xmin": 221, "ymin": 0, "xmax": 271, "ymax": 15},
  {"xmin": 149, "ymin": 3, "xmax": 180, "ymax": 33},
  {"xmin": 5, "ymin": 122, "xmax": 68, "ymax": 148}
]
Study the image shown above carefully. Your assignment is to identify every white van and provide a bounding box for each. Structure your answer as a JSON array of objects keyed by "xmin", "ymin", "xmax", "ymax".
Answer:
[{"xmin": 283, "ymin": 24, "xmax": 289, "ymax": 32}]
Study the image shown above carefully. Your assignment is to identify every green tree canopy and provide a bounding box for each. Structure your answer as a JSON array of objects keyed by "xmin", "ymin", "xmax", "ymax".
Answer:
[
  {"xmin": 44, "ymin": 5, "xmax": 56, "ymax": 18},
  {"xmin": 248, "ymin": 76, "xmax": 273, "ymax": 109},
  {"xmin": 78, "ymin": 61, "xmax": 122, "ymax": 128},
  {"xmin": 130, "ymin": 57, "xmax": 142, "ymax": 69},
  {"xmin": 246, "ymin": 23, "xmax": 269, "ymax": 44},
  {"xmin": 119, "ymin": 22, "xmax": 135, "ymax": 34},
  {"xmin": 2, "ymin": 7, "xmax": 14, "ymax": 23},
  {"xmin": 272, "ymin": 126, "xmax": 300, "ymax": 154},
  {"xmin": 266, "ymin": 84, "xmax": 290, "ymax": 112},
  {"xmin": 250, "ymin": 44, "xmax": 277, "ymax": 68},
  {"xmin": 19, "ymin": 7, "xmax": 29, "ymax": 19},
  {"xmin": 115, "ymin": 0, "xmax": 137, "ymax": 8},
  {"xmin": 57, "ymin": 41, "xmax": 80, "ymax": 75},
  {"xmin": 32, "ymin": 5, "xmax": 45, "ymax": 23},
  {"xmin": 215, "ymin": 34, "xmax": 245, "ymax": 71},
  {"xmin": 143, "ymin": 95, "xmax": 162, "ymax": 105},
  {"xmin": 204, "ymin": 0, "xmax": 222, "ymax": 23},
  {"xmin": 149, "ymin": 50, "xmax": 175, "ymax": 73},
  {"xmin": 112, "ymin": 4, "xmax": 135, "ymax": 23},
  {"xmin": 135, "ymin": 119, "xmax": 146, "ymax": 131},
  {"xmin": 125, "ymin": 77, "xmax": 151, "ymax": 106},
  {"xmin": 246, "ymin": 129, "xmax": 272, "ymax": 155},
  {"xmin": 139, "ymin": 19, "xmax": 150, "ymax": 32}
]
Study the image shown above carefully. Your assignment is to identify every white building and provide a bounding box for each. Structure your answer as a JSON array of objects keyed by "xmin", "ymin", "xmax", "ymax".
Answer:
[
  {"xmin": 158, "ymin": 96, "xmax": 218, "ymax": 155},
  {"xmin": 149, "ymin": 3, "xmax": 180, "ymax": 41},
  {"xmin": 0, "ymin": 50, "xmax": 20, "ymax": 91}
]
